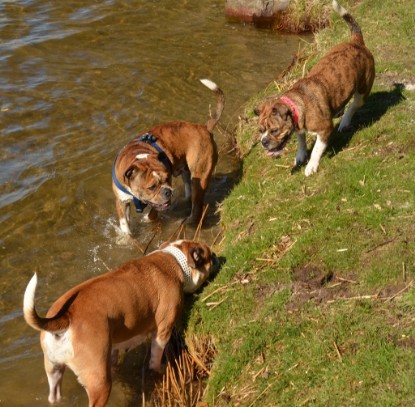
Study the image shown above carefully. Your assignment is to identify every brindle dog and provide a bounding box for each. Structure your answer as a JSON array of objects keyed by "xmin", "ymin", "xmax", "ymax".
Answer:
[{"xmin": 256, "ymin": 0, "xmax": 375, "ymax": 176}]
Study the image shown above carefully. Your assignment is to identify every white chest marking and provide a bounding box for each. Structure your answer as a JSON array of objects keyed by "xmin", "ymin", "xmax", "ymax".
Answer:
[{"xmin": 115, "ymin": 187, "xmax": 134, "ymax": 203}]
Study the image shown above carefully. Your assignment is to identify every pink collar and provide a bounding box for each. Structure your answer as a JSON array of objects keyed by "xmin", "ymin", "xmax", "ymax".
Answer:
[{"xmin": 280, "ymin": 96, "xmax": 299, "ymax": 128}]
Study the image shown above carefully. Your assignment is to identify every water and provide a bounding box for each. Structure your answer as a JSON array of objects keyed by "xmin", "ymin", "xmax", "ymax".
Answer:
[{"xmin": 0, "ymin": 0, "xmax": 306, "ymax": 405}]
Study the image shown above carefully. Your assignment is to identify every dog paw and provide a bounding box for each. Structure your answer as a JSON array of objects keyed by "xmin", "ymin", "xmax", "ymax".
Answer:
[
  {"xmin": 338, "ymin": 120, "xmax": 351, "ymax": 132},
  {"xmin": 295, "ymin": 153, "xmax": 308, "ymax": 167},
  {"xmin": 149, "ymin": 364, "xmax": 166, "ymax": 377},
  {"xmin": 142, "ymin": 208, "xmax": 158, "ymax": 223},
  {"xmin": 304, "ymin": 162, "xmax": 319, "ymax": 176}
]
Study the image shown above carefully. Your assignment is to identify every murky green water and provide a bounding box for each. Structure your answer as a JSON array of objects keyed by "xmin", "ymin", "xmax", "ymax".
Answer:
[{"xmin": 0, "ymin": 0, "xmax": 306, "ymax": 405}]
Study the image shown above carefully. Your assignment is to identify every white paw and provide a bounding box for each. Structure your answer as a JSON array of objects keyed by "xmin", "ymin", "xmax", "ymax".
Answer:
[
  {"xmin": 119, "ymin": 219, "xmax": 131, "ymax": 235},
  {"xmin": 141, "ymin": 213, "xmax": 154, "ymax": 223},
  {"xmin": 305, "ymin": 161, "xmax": 319, "ymax": 176}
]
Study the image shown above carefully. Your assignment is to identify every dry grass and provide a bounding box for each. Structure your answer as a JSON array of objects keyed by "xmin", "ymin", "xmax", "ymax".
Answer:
[
  {"xmin": 145, "ymin": 331, "xmax": 216, "ymax": 407},
  {"xmin": 275, "ymin": 0, "xmax": 333, "ymax": 33}
]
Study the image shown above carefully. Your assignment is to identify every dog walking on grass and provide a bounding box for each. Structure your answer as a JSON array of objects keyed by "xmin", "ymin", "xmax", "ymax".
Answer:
[{"xmin": 256, "ymin": 0, "xmax": 375, "ymax": 176}]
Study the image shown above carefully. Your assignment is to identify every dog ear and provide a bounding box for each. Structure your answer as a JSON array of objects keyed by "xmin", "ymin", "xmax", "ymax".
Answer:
[
  {"xmin": 278, "ymin": 103, "xmax": 290, "ymax": 120},
  {"xmin": 188, "ymin": 247, "xmax": 204, "ymax": 268},
  {"xmin": 276, "ymin": 103, "xmax": 290, "ymax": 120}
]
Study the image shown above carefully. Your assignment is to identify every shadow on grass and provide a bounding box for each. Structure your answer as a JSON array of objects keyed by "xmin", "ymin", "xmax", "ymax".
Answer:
[{"xmin": 328, "ymin": 83, "xmax": 407, "ymax": 156}]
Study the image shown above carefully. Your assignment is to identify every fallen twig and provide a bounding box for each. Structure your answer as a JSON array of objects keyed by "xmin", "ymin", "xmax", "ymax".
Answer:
[
  {"xmin": 366, "ymin": 236, "xmax": 399, "ymax": 253},
  {"xmin": 193, "ymin": 204, "xmax": 209, "ymax": 241},
  {"xmin": 333, "ymin": 340, "xmax": 343, "ymax": 362},
  {"xmin": 384, "ymin": 280, "xmax": 414, "ymax": 302}
]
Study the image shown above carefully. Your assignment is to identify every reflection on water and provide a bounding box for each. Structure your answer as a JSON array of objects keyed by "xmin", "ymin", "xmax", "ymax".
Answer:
[{"xmin": 0, "ymin": 0, "xmax": 307, "ymax": 405}]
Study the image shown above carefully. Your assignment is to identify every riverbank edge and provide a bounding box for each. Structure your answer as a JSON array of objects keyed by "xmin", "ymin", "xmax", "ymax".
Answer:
[{"xmin": 187, "ymin": 0, "xmax": 415, "ymax": 405}]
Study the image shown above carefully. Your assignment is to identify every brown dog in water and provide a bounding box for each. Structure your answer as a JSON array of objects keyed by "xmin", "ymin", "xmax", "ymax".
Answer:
[
  {"xmin": 112, "ymin": 79, "xmax": 224, "ymax": 235},
  {"xmin": 23, "ymin": 239, "xmax": 217, "ymax": 407},
  {"xmin": 256, "ymin": 0, "xmax": 375, "ymax": 176}
]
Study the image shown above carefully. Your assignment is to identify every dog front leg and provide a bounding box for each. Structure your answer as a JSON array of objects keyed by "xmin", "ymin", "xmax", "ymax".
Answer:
[
  {"xmin": 149, "ymin": 334, "xmax": 170, "ymax": 373},
  {"xmin": 115, "ymin": 199, "xmax": 131, "ymax": 235},
  {"xmin": 305, "ymin": 133, "xmax": 328, "ymax": 176},
  {"xmin": 143, "ymin": 207, "xmax": 158, "ymax": 223},
  {"xmin": 295, "ymin": 132, "xmax": 308, "ymax": 166}
]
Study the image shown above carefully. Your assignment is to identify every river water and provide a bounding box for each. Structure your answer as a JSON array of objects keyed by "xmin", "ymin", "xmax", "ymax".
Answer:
[{"xmin": 0, "ymin": 1, "xmax": 305, "ymax": 405}]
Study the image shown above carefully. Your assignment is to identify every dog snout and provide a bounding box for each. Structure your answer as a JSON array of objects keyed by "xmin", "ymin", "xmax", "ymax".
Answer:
[
  {"xmin": 261, "ymin": 136, "xmax": 270, "ymax": 149},
  {"xmin": 162, "ymin": 187, "xmax": 172, "ymax": 200}
]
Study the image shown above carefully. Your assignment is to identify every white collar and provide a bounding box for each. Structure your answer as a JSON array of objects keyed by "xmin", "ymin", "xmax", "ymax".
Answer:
[{"xmin": 161, "ymin": 245, "xmax": 195, "ymax": 292}]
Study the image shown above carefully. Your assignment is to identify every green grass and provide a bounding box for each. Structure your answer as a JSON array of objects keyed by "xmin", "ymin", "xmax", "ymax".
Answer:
[{"xmin": 186, "ymin": 0, "xmax": 415, "ymax": 405}]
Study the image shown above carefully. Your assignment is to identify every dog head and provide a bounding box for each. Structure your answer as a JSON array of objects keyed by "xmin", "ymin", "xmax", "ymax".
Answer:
[
  {"xmin": 255, "ymin": 99, "xmax": 296, "ymax": 157},
  {"xmin": 160, "ymin": 239, "xmax": 217, "ymax": 293},
  {"xmin": 123, "ymin": 153, "xmax": 173, "ymax": 210}
]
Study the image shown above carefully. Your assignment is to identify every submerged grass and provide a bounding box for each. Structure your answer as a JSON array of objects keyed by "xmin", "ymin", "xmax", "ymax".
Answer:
[{"xmin": 184, "ymin": 0, "xmax": 415, "ymax": 405}]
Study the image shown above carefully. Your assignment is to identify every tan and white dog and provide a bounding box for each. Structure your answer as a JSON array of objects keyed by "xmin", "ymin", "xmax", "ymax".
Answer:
[
  {"xmin": 112, "ymin": 79, "xmax": 224, "ymax": 235},
  {"xmin": 23, "ymin": 239, "xmax": 217, "ymax": 407},
  {"xmin": 256, "ymin": 0, "xmax": 375, "ymax": 176}
]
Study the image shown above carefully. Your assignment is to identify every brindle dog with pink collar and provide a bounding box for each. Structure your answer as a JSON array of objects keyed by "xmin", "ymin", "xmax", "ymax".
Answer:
[{"xmin": 256, "ymin": 0, "xmax": 375, "ymax": 176}]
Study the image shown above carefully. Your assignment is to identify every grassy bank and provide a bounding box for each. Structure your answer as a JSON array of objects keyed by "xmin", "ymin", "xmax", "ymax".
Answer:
[{"xmin": 187, "ymin": 0, "xmax": 415, "ymax": 405}]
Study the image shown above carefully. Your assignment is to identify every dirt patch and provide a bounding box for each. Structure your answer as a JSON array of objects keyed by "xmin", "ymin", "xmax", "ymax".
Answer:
[
  {"xmin": 287, "ymin": 263, "xmax": 415, "ymax": 312},
  {"xmin": 394, "ymin": 336, "xmax": 415, "ymax": 350},
  {"xmin": 287, "ymin": 264, "xmax": 355, "ymax": 311}
]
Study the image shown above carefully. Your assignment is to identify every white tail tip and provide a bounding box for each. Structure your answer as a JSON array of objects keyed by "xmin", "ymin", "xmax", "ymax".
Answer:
[
  {"xmin": 332, "ymin": 0, "xmax": 347, "ymax": 16},
  {"xmin": 200, "ymin": 79, "xmax": 218, "ymax": 91},
  {"xmin": 23, "ymin": 273, "xmax": 38, "ymax": 313}
]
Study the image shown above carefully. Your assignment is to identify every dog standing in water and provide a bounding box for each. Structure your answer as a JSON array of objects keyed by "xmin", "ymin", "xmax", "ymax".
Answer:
[
  {"xmin": 112, "ymin": 79, "xmax": 224, "ymax": 235},
  {"xmin": 23, "ymin": 240, "xmax": 217, "ymax": 407}
]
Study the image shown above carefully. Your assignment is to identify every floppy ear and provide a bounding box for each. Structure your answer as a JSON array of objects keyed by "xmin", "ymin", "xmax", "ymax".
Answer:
[
  {"xmin": 254, "ymin": 106, "xmax": 261, "ymax": 116},
  {"xmin": 187, "ymin": 247, "xmax": 204, "ymax": 268},
  {"xmin": 275, "ymin": 103, "xmax": 290, "ymax": 120}
]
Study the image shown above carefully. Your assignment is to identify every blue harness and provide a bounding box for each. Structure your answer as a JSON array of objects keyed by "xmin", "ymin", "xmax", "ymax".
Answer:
[{"xmin": 112, "ymin": 133, "xmax": 171, "ymax": 213}]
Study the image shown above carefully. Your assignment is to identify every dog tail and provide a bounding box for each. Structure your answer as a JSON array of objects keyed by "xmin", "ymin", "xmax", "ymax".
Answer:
[
  {"xmin": 23, "ymin": 273, "xmax": 73, "ymax": 334},
  {"xmin": 332, "ymin": 0, "xmax": 364, "ymax": 44},
  {"xmin": 200, "ymin": 79, "xmax": 225, "ymax": 132}
]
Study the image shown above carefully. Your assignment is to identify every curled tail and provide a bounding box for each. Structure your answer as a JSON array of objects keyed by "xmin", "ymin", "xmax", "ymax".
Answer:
[
  {"xmin": 23, "ymin": 273, "xmax": 74, "ymax": 334},
  {"xmin": 200, "ymin": 79, "xmax": 225, "ymax": 132},
  {"xmin": 332, "ymin": 0, "xmax": 364, "ymax": 44}
]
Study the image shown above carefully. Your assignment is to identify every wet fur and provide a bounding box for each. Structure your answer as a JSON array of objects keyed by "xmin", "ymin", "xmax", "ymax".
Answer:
[
  {"xmin": 113, "ymin": 80, "xmax": 224, "ymax": 235},
  {"xmin": 23, "ymin": 240, "xmax": 216, "ymax": 407}
]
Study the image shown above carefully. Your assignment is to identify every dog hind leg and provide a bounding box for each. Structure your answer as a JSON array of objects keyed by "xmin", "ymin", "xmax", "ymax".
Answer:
[
  {"xmin": 338, "ymin": 92, "xmax": 365, "ymax": 131},
  {"xmin": 79, "ymin": 358, "xmax": 112, "ymax": 407},
  {"xmin": 44, "ymin": 358, "xmax": 65, "ymax": 404},
  {"xmin": 181, "ymin": 170, "xmax": 192, "ymax": 200},
  {"xmin": 84, "ymin": 379, "xmax": 112, "ymax": 407}
]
